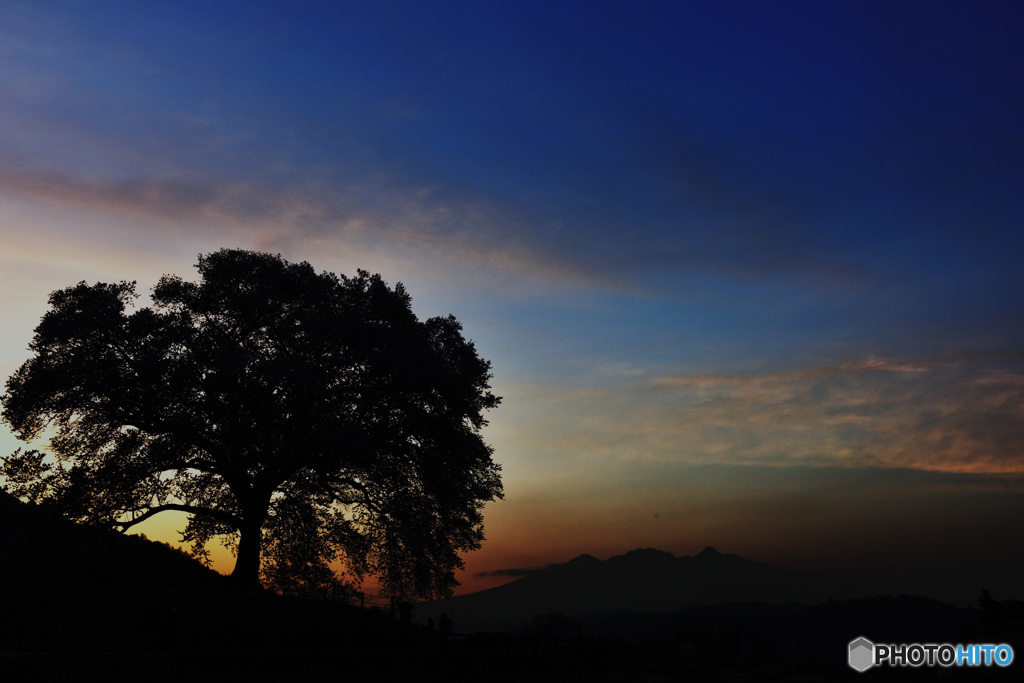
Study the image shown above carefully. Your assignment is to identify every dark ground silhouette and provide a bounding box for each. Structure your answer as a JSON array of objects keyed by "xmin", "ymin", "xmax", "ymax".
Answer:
[
  {"xmin": 3, "ymin": 493, "xmax": 1021, "ymax": 681},
  {"xmin": 418, "ymin": 546, "xmax": 867, "ymax": 631}
]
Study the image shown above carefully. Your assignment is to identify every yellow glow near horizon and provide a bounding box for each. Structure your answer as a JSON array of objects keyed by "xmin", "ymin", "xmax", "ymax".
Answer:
[{"xmin": 128, "ymin": 511, "xmax": 236, "ymax": 575}]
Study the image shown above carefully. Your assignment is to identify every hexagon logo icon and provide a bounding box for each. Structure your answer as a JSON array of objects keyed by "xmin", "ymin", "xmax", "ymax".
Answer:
[{"xmin": 849, "ymin": 636, "xmax": 875, "ymax": 672}]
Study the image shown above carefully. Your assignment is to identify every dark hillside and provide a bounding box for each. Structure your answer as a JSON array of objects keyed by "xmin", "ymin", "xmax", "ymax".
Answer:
[
  {"xmin": 5, "ymin": 496, "xmax": 1019, "ymax": 681},
  {"xmin": 0, "ymin": 492, "xmax": 604, "ymax": 681},
  {"xmin": 0, "ymin": 489, "xmax": 221, "ymax": 590},
  {"xmin": 0, "ymin": 492, "xmax": 399, "ymax": 677}
]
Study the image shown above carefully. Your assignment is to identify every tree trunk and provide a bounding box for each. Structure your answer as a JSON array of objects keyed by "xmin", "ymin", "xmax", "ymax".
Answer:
[{"xmin": 229, "ymin": 517, "xmax": 265, "ymax": 590}]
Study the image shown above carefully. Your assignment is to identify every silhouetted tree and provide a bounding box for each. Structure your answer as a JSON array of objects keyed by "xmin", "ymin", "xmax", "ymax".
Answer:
[{"xmin": 1, "ymin": 249, "xmax": 502, "ymax": 597}]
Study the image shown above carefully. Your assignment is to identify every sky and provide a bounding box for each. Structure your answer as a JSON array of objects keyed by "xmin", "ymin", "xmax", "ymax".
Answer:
[{"xmin": 1, "ymin": 1, "xmax": 1023, "ymax": 603}]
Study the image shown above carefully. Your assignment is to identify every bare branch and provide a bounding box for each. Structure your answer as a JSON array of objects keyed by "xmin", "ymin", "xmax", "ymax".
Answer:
[{"xmin": 114, "ymin": 503, "xmax": 239, "ymax": 531}]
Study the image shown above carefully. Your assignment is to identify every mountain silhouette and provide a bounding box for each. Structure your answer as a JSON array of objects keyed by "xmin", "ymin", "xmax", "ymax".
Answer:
[
  {"xmin": 5, "ymin": 495, "xmax": 1010, "ymax": 680},
  {"xmin": 420, "ymin": 547, "xmax": 864, "ymax": 632}
]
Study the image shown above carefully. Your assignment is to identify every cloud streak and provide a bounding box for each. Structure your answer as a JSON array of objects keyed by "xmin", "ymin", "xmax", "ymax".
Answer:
[
  {"xmin": 0, "ymin": 169, "xmax": 613, "ymax": 289},
  {"xmin": 0, "ymin": 158, "xmax": 868, "ymax": 299},
  {"xmin": 507, "ymin": 352, "xmax": 1024, "ymax": 474}
]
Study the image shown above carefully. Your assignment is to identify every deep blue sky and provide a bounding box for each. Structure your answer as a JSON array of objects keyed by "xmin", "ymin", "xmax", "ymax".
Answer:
[{"xmin": 2, "ymin": 1, "xmax": 1023, "ymax": 598}]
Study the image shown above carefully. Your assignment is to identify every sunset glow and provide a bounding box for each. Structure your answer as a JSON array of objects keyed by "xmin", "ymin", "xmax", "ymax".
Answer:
[{"xmin": 2, "ymin": 1, "xmax": 1023, "ymax": 604}]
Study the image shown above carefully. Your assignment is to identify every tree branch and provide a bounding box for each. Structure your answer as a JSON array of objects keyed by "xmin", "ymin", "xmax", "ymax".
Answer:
[
  {"xmin": 114, "ymin": 503, "xmax": 239, "ymax": 531},
  {"xmin": 332, "ymin": 476, "xmax": 379, "ymax": 512}
]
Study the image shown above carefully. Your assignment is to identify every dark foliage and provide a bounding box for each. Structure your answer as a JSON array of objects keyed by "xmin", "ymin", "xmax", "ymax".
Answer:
[{"xmin": 1, "ymin": 249, "xmax": 502, "ymax": 598}]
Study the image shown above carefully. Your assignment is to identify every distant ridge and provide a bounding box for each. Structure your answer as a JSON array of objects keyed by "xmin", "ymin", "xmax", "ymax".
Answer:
[{"xmin": 420, "ymin": 546, "xmax": 864, "ymax": 631}]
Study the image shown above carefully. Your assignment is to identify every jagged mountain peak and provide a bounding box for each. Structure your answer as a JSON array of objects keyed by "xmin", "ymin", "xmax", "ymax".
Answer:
[
  {"xmin": 421, "ymin": 545, "xmax": 864, "ymax": 632},
  {"xmin": 607, "ymin": 547, "xmax": 676, "ymax": 563}
]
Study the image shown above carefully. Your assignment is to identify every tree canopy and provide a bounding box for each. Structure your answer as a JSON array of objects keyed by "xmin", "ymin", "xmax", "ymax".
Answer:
[{"xmin": 1, "ymin": 249, "xmax": 502, "ymax": 598}]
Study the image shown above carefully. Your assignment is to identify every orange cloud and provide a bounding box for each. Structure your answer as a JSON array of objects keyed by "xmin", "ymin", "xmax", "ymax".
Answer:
[{"xmin": 500, "ymin": 353, "xmax": 1024, "ymax": 474}]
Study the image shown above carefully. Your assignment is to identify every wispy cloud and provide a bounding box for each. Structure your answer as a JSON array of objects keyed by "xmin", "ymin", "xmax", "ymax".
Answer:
[
  {"xmin": 0, "ymin": 159, "xmax": 863, "ymax": 298},
  {"xmin": 0, "ymin": 169, "xmax": 612, "ymax": 290},
  {"xmin": 648, "ymin": 357, "xmax": 931, "ymax": 388},
  {"xmin": 507, "ymin": 353, "xmax": 1024, "ymax": 474}
]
